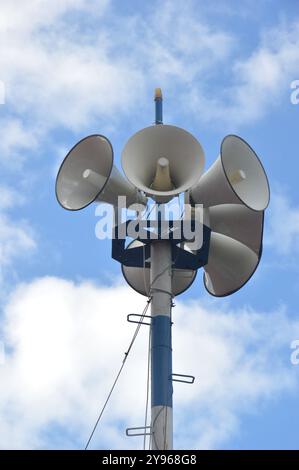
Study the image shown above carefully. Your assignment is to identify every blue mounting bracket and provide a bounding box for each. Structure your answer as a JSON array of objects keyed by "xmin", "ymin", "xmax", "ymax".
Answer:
[{"xmin": 112, "ymin": 219, "xmax": 211, "ymax": 270}]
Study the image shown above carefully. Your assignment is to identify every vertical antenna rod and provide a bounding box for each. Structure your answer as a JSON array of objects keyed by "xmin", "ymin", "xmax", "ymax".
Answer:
[
  {"xmin": 150, "ymin": 89, "xmax": 173, "ymax": 449},
  {"xmin": 155, "ymin": 88, "xmax": 163, "ymax": 125}
]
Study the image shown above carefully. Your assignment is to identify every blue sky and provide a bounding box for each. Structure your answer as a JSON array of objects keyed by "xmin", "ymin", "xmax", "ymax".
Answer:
[{"xmin": 0, "ymin": 0, "xmax": 299, "ymax": 450}]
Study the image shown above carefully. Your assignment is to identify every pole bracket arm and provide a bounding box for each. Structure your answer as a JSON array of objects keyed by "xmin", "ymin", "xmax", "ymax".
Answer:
[
  {"xmin": 126, "ymin": 426, "xmax": 152, "ymax": 437},
  {"xmin": 171, "ymin": 373, "xmax": 195, "ymax": 384},
  {"xmin": 127, "ymin": 313, "xmax": 152, "ymax": 326}
]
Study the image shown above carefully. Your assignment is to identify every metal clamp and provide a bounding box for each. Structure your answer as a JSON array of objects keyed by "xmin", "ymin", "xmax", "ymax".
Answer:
[
  {"xmin": 171, "ymin": 373, "xmax": 195, "ymax": 384},
  {"xmin": 126, "ymin": 426, "xmax": 152, "ymax": 437},
  {"xmin": 127, "ymin": 314, "xmax": 152, "ymax": 326}
]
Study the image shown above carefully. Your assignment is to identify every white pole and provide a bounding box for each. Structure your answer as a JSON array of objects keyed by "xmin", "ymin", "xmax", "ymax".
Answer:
[{"xmin": 150, "ymin": 239, "xmax": 173, "ymax": 450}]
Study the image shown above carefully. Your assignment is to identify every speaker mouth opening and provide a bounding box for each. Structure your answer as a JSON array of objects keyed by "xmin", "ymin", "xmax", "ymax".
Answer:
[
  {"xmin": 55, "ymin": 134, "xmax": 114, "ymax": 211},
  {"xmin": 121, "ymin": 124, "xmax": 205, "ymax": 200},
  {"xmin": 220, "ymin": 134, "xmax": 270, "ymax": 212}
]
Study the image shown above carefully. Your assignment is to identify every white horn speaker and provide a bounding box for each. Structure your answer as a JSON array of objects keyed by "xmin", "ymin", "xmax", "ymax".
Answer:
[
  {"xmin": 203, "ymin": 232, "xmax": 261, "ymax": 297},
  {"xmin": 56, "ymin": 134, "xmax": 146, "ymax": 210},
  {"xmin": 190, "ymin": 135, "xmax": 270, "ymax": 211},
  {"xmin": 122, "ymin": 240, "xmax": 197, "ymax": 296},
  {"xmin": 207, "ymin": 204, "xmax": 264, "ymax": 255},
  {"xmin": 121, "ymin": 125, "xmax": 205, "ymax": 203}
]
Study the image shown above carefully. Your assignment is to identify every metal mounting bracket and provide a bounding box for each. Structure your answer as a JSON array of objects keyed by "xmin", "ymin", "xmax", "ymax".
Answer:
[
  {"xmin": 171, "ymin": 373, "xmax": 195, "ymax": 384},
  {"xmin": 126, "ymin": 426, "xmax": 152, "ymax": 437},
  {"xmin": 112, "ymin": 219, "xmax": 211, "ymax": 270},
  {"xmin": 127, "ymin": 313, "xmax": 152, "ymax": 326}
]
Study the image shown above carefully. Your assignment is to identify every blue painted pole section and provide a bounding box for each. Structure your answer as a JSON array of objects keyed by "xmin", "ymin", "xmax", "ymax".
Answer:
[
  {"xmin": 151, "ymin": 315, "xmax": 173, "ymax": 407},
  {"xmin": 150, "ymin": 239, "xmax": 173, "ymax": 448},
  {"xmin": 155, "ymin": 88, "xmax": 163, "ymax": 124}
]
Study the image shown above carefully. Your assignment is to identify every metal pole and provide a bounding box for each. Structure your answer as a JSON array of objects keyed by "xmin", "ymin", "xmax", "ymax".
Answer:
[
  {"xmin": 150, "ymin": 88, "xmax": 173, "ymax": 450},
  {"xmin": 150, "ymin": 239, "xmax": 173, "ymax": 449}
]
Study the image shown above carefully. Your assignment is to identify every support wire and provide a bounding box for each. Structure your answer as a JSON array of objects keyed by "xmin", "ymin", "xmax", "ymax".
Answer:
[
  {"xmin": 143, "ymin": 324, "xmax": 151, "ymax": 450},
  {"xmin": 84, "ymin": 297, "xmax": 152, "ymax": 450}
]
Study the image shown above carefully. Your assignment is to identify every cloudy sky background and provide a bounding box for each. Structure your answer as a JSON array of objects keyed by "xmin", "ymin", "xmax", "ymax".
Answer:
[{"xmin": 0, "ymin": 0, "xmax": 299, "ymax": 449}]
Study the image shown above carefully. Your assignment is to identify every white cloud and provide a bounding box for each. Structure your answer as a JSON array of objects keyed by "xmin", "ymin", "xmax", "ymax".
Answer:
[
  {"xmin": 265, "ymin": 191, "xmax": 299, "ymax": 255},
  {"xmin": 0, "ymin": 185, "xmax": 25, "ymax": 210},
  {"xmin": 0, "ymin": 119, "xmax": 39, "ymax": 169},
  {"xmin": 187, "ymin": 20, "xmax": 299, "ymax": 127},
  {"xmin": 0, "ymin": 0, "xmax": 297, "ymax": 170},
  {"xmin": 0, "ymin": 0, "xmax": 144, "ymax": 135},
  {"xmin": 0, "ymin": 0, "xmax": 234, "ymax": 169},
  {"xmin": 0, "ymin": 214, "xmax": 36, "ymax": 266},
  {"xmin": 173, "ymin": 299, "xmax": 298, "ymax": 448},
  {"xmin": 0, "ymin": 186, "xmax": 36, "ymax": 287},
  {"xmin": 0, "ymin": 276, "xmax": 298, "ymax": 449},
  {"xmin": 0, "ymin": 0, "xmax": 110, "ymax": 35},
  {"xmin": 134, "ymin": 1, "xmax": 234, "ymax": 84}
]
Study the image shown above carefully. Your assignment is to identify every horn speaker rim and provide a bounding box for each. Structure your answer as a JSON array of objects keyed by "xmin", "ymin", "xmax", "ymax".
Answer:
[
  {"xmin": 220, "ymin": 134, "xmax": 270, "ymax": 211},
  {"xmin": 121, "ymin": 124, "xmax": 205, "ymax": 199},
  {"xmin": 55, "ymin": 134, "xmax": 114, "ymax": 211}
]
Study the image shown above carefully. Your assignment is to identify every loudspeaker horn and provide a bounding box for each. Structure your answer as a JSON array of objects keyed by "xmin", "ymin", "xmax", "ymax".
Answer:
[
  {"xmin": 190, "ymin": 135, "xmax": 270, "ymax": 211},
  {"xmin": 207, "ymin": 204, "xmax": 264, "ymax": 255},
  {"xmin": 122, "ymin": 240, "xmax": 197, "ymax": 296},
  {"xmin": 121, "ymin": 125, "xmax": 205, "ymax": 203},
  {"xmin": 203, "ymin": 231, "xmax": 261, "ymax": 297},
  {"xmin": 56, "ymin": 134, "xmax": 146, "ymax": 210}
]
